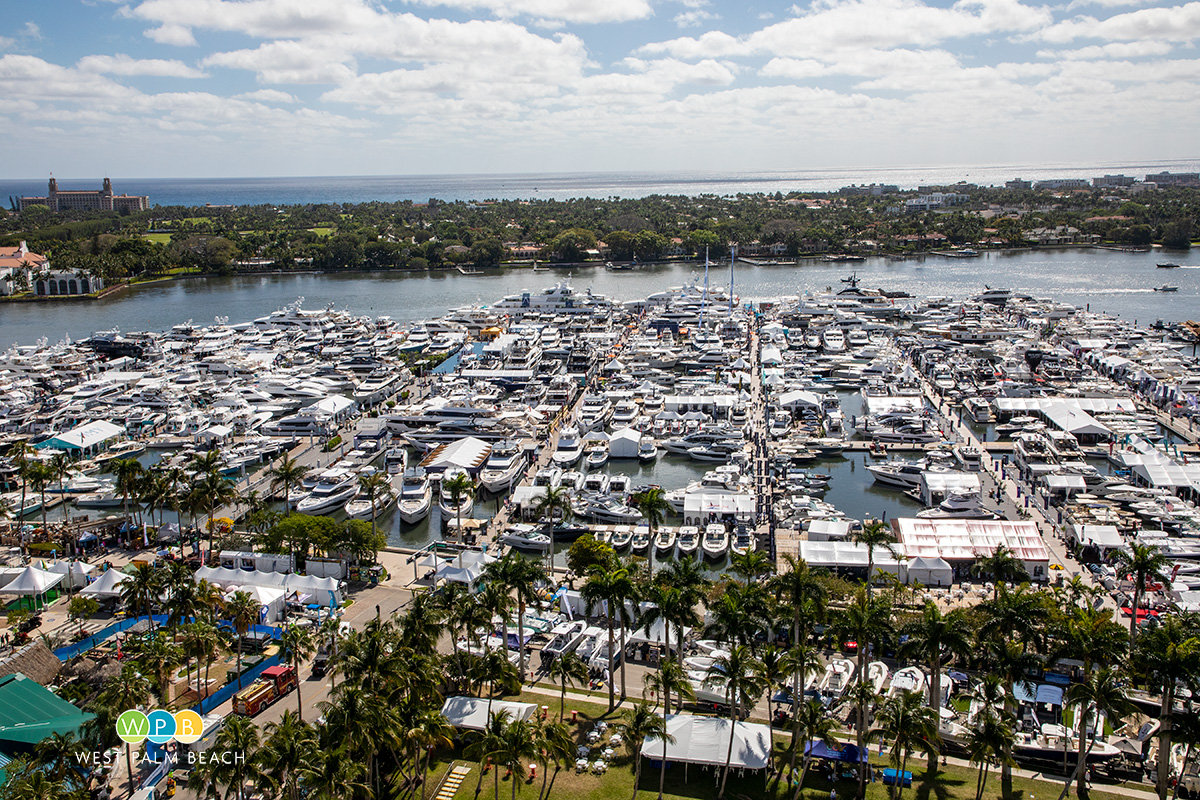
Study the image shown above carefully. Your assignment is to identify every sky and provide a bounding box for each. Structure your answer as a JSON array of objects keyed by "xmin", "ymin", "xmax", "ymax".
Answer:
[{"xmin": 0, "ymin": 0, "xmax": 1198, "ymax": 178}]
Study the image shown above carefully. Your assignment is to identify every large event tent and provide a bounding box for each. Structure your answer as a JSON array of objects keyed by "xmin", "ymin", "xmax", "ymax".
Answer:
[
  {"xmin": 79, "ymin": 568, "xmax": 131, "ymax": 599},
  {"xmin": 194, "ymin": 566, "xmax": 343, "ymax": 605},
  {"xmin": 0, "ymin": 567, "xmax": 65, "ymax": 607},
  {"xmin": 440, "ymin": 697, "xmax": 536, "ymax": 731},
  {"xmin": 640, "ymin": 714, "xmax": 772, "ymax": 772}
]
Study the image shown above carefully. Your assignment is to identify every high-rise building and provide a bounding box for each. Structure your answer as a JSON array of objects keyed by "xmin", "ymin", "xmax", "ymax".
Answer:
[{"xmin": 18, "ymin": 178, "xmax": 149, "ymax": 212}]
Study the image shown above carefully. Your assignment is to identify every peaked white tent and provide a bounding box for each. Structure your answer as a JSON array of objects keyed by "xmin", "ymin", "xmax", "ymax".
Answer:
[
  {"xmin": 907, "ymin": 555, "xmax": 954, "ymax": 587},
  {"xmin": 641, "ymin": 714, "xmax": 772, "ymax": 770},
  {"xmin": 0, "ymin": 566, "xmax": 65, "ymax": 607},
  {"xmin": 80, "ymin": 568, "xmax": 131, "ymax": 599},
  {"xmin": 47, "ymin": 560, "xmax": 96, "ymax": 590},
  {"xmin": 441, "ymin": 697, "xmax": 536, "ymax": 731},
  {"xmin": 609, "ymin": 427, "xmax": 641, "ymax": 459}
]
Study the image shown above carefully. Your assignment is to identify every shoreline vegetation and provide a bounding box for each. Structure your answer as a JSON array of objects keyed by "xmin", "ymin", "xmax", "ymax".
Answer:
[{"xmin": 1, "ymin": 184, "xmax": 1195, "ymax": 302}]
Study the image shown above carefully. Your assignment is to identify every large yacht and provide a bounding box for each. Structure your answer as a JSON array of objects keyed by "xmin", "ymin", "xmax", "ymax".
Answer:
[
  {"xmin": 397, "ymin": 468, "xmax": 432, "ymax": 523},
  {"xmin": 479, "ymin": 440, "xmax": 526, "ymax": 493},
  {"xmin": 491, "ymin": 280, "xmax": 614, "ymax": 315}
]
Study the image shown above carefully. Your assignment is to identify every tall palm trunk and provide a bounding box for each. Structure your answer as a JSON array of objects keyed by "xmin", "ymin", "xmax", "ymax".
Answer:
[
  {"xmin": 789, "ymin": 614, "xmax": 802, "ymax": 779},
  {"xmin": 660, "ymin": 733, "xmax": 669, "ymax": 799},
  {"xmin": 606, "ymin": 617, "xmax": 616, "ymax": 710},
  {"xmin": 619, "ymin": 623, "xmax": 628, "ymax": 700},
  {"xmin": 718, "ymin": 697, "xmax": 738, "ymax": 799},
  {"xmin": 857, "ymin": 644, "xmax": 868, "ymax": 797},
  {"xmin": 1158, "ymin": 684, "xmax": 1175, "ymax": 800},
  {"xmin": 1001, "ymin": 696, "xmax": 1017, "ymax": 796},
  {"xmin": 928, "ymin": 653, "xmax": 942, "ymax": 773},
  {"xmin": 517, "ymin": 598, "xmax": 527, "ymax": 684}
]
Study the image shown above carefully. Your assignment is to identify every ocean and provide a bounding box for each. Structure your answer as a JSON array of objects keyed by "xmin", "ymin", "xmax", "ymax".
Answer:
[{"xmin": 4, "ymin": 158, "xmax": 1200, "ymax": 207}]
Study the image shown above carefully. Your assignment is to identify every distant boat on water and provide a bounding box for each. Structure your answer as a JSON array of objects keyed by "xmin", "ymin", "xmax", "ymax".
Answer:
[
  {"xmin": 1154, "ymin": 284, "xmax": 1179, "ymax": 292},
  {"xmin": 1158, "ymin": 262, "xmax": 1181, "ymax": 268}
]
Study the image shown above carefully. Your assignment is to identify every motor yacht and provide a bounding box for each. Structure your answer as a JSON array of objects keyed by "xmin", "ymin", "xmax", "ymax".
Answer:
[
  {"xmin": 532, "ymin": 466, "xmax": 563, "ymax": 489},
  {"xmin": 702, "ymin": 523, "xmax": 729, "ymax": 560},
  {"xmin": 295, "ymin": 467, "xmax": 359, "ymax": 514},
  {"xmin": 540, "ymin": 620, "xmax": 588, "ymax": 663},
  {"xmin": 437, "ymin": 467, "xmax": 475, "ymax": 519},
  {"xmin": 344, "ymin": 482, "xmax": 397, "ymax": 520},
  {"xmin": 916, "ymin": 491, "xmax": 1000, "ymax": 519},
  {"xmin": 888, "ymin": 666, "xmax": 926, "ymax": 698},
  {"xmin": 582, "ymin": 472, "xmax": 609, "ymax": 494},
  {"xmin": 499, "ymin": 524, "xmax": 552, "ymax": 552},
  {"xmin": 478, "ymin": 446, "xmax": 525, "ymax": 494},
  {"xmin": 819, "ymin": 657, "xmax": 856, "ymax": 697},
  {"xmin": 384, "ymin": 446, "xmax": 407, "ymax": 475},
  {"xmin": 551, "ymin": 427, "xmax": 584, "ymax": 467},
  {"xmin": 397, "ymin": 468, "xmax": 432, "ymax": 523},
  {"xmin": 675, "ymin": 526, "xmax": 700, "ymax": 557},
  {"xmin": 654, "ymin": 526, "xmax": 677, "ymax": 555},
  {"xmin": 584, "ymin": 441, "xmax": 609, "ymax": 469}
]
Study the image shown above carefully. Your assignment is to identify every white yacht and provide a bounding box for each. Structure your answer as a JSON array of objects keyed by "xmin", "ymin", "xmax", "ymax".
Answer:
[
  {"xmin": 888, "ymin": 666, "xmax": 926, "ymax": 698},
  {"xmin": 675, "ymin": 526, "xmax": 700, "ymax": 557},
  {"xmin": 479, "ymin": 441, "xmax": 526, "ymax": 493},
  {"xmin": 638, "ymin": 435, "xmax": 658, "ymax": 462},
  {"xmin": 499, "ymin": 524, "xmax": 552, "ymax": 552},
  {"xmin": 344, "ymin": 482, "xmax": 396, "ymax": 520},
  {"xmin": 397, "ymin": 468, "xmax": 432, "ymax": 523},
  {"xmin": 437, "ymin": 467, "xmax": 474, "ymax": 518},
  {"xmin": 819, "ymin": 657, "xmax": 856, "ymax": 698},
  {"xmin": 540, "ymin": 620, "xmax": 588, "ymax": 663},
  {"xmin": 584, "ymin": 441, "xmax": 609, "ymax": 469},
  {"xmin": 551, "ymin": 427, "xmax": 584, "ymax": 467},
  {"xmin": 654, "ymin": 526, "xmax": 677, "ymax": 555},
  {"xmin": 532, "ymin": 466, "xmax": 563, "ymax": 489},
  {"xmin": 295, "ymin": 467, "xmax": 359, "ymax": 514},
  {"xmin": 582, "ymin": 472, "xmax": 610, "ymax": 494},
  {"xmin": 916, "ymin": 492, "xmax": 999, "ymax": 519},
  {"xmin": 702, "ymin": 523, "xmax": 729, "ymax": 560}
]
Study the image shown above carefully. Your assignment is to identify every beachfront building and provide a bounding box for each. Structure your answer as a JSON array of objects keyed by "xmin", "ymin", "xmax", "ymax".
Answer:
[
  {"xmin": 0, "ymin": 241, "xmax": 47, "ymax": 295},
  {"xmin": 34, "ymin": 270, "xmax": 103, "ymax": 296},
  {"xmin": 17, "ymin": 178, "xmax": 148, "ymax": 213}
]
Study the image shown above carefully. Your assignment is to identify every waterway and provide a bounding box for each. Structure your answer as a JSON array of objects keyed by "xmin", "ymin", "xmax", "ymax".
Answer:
[{"xmin": 2, "ymin": 248, "xmax": 1196, "ymax": 347}]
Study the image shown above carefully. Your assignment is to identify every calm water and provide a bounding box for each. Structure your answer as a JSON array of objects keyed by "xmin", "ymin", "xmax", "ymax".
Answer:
[
  {"xmin": 5, "ymin": 159, "xmax": 1200, "ymax": 206},
  {"xmin": 2, "ymin": 249, "xmax": 1195, "ymax": 346}
]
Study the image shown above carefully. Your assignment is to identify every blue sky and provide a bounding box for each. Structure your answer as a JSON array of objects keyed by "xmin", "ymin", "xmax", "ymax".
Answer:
[{"xmin": 1, "ymin": 0, "xmax": 1198, "ymax": 178}]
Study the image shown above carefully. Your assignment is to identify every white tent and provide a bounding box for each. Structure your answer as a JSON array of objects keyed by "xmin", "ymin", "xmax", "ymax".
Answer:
[
  {"xmin": 80, "ymin": 568, "xmax": 131, "ymax": 599},
  {"xmin": 194, "ymin": 566, "xmax": 344, "ymax": 605},
  {"xmin": 907, "ymin": 556, "xmax": 954, "ymax": 587},
  {"xmin": 609, "ymin": 427, "xmax": 641, "ymax": 459},
  {"xmin": 226, "ymin": 584, "xmax": 287, "ymax": 622},
  {"xmin": 0, "ymin": 566, "xmax": 65, "ymax": 598},
  {"xmin": 640, "ymin": 714, "xmax": 772, "ymax": 770},
  {"xmin": 441, "ymin": 696, "xmax": 536, "ymax": 731},
  {"xmin": 47, "ymin": 560, "xmax": 96, "ymax": 590}
]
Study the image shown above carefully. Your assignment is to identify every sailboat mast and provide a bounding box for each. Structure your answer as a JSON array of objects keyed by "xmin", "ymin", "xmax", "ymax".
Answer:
[{"xmin": 699, "ymin": 246, "xmax": 710, "ymax": 331}]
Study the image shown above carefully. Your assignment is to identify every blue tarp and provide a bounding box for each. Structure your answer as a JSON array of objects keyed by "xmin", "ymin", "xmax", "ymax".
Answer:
[
  {"xmin": 1036, "ymin": 684, "xmax": 1065, "ymax": 706},
  {"xmin": 805, "ymin": 740, "xmax": 868, "ymax": 763},
  {"xmin": 1012, "ymin": 681, "xmax": 1039, "ymax": 704},
  {"xmin": 194, "ymin": 653, "xmax": 282, "ymax": 715},
  {"xmin": 53, "ymin": 614, "xmax": 169, "ymax": 661}
]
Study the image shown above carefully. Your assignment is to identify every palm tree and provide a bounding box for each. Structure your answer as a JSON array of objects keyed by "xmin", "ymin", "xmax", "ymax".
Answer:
[
  {"xmin": 300, "ymin": 748, "xmax": 370, "ymax": 800},
  {"xmin": 536, "ymin": 720, "xmax": 575, "ymax": 800},
  {"xmin": 622, "ymin": 702, "xmax": 671, "ymax": 800},
  {"xmin": 484, "ymin": 552, "xmax": 548, "ymax": 685},
  {"xmin": 869, "ymin": 689, "xmax": 940, "ymax": 800},
  {"xmin": 11, "ymin": 441, "xmax": 36, "ymax": 524},
  {"xmin": 964, "ymin": 712, "xmax": 1014, "ymax": 800},
  {"xmin": 704, "ymin": 644, "xmax": 765, "ymax": 799},
  {"xmin": 631, "ymin": 486, "xmax": 671, "ymax": 575},
  {"xmin": 1059, "ymin": 666, "xmax": 1134, "ymax": 800},
  {"xmin": 405, "ymin": 709, "xmax": 454, "ymax": 800},
  {"xmin": 442, "ymin": 470, "xmax": 475, "ymax": 543},
  {"xmin": 581, "ymin": 563, "xmax": 636, "ymax": 710},
  {"xmin": 121, "ymin": 562, "xmax": 162, "ymax": 629},
  {"xmin": 1116, "ymin": 542, "xmax": 1171, "ymax": 646},
  {"xmin": 226, "ymin": 589, "xmax": 261, "ymax": 690},
  {"xmin": 134, "ymin": 633, "xmax": 184, "ymax": 703},
  {"xmin": 111, "ymin": 457, "xmax": 144, "ymax": 528},
  {"xmin": 832, "ymin": 584, "xmax": 892, "ymax": 794},
  {"xmin": 205, "ymin": 714, "xmax": 262, "ymax": 800},
  {"xmin": 972, "ymin": 543, "xmax": 1030, "ymax": 602},
  {"xmin": 900, "ymin": 600, "xmax": 972, "ymax": 771},
  {"xmin": 494, "ymin": 717, "xmax": 541, "ymax": 800},
  {"xmin": 979, "ymin": 637, "xmax": 1041, "ymax": 797},
  {"xmin": 98, "ymin": 665, "xmax": 151, "ymax": 798},
  {"xmin": 851, "ymin": 518, "xmax": 897, "ymax": 597},
  {"xmin": 644, "ymin": 656, "xmax": 694, "ymax": 715},
  {"xmin": 260, "ymin": 711, "xmax": 318, "ymax": 800},
  {"xmin": 757, "ymin": 644, "xmax": 789, "ymax": 774},
  {"xmin": 197, "ymin": 471, "xmax": 238, "ymax": 563},
  {"xmin": 269, "ymin": 453, "xmax": 309, "ymax": 515},
  {"xmin": 640, "ymin": 581, "xmax": 703, "ymax": 680},
  {"xmin": 788, "ymin": 698, "xmax": 839, "ymax": 800},
  {"xmin": 32, "ymin": 732, "xmax": 83, "ymax": 787},
  {"xmin": 356, "ymin": 471, "xmax": 393, "ymax": 543},
  {"xmin": 546, "ymin": 651, "xmax": 588, "ymax": 721},
  {"xmin": 464, "ymin": 709, "xmax": 511, "ymax": 799},
  {"xmin": 48, "ymin": 453, "xmax": 73, "ymax": 555},
  {"xmin": 783, "ymin": 643, "xmax": 823, "ymax": 780},
  {"xmin": 279, "ymin": 623, "xmax": 316, "ymax": 720},
  {"xmin": 532, "ymin": 485, "xmax": 573, "ymax": 574},
  {"xmin": 729, "ymin": 548, "xmax": 774, "ymax": 586},
  {"xmin": 1134, "ymin": 613, "xmax": 1200, "ymax": 800},
  {"xmin": 25, "ymin": 462, "xmax": 52, "ymax": 540}
]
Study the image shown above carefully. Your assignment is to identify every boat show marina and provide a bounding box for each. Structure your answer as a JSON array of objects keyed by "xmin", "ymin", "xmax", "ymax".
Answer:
[{"xmin": 3, "ymin": 272, "xmax": 1198, "ymax": 576}]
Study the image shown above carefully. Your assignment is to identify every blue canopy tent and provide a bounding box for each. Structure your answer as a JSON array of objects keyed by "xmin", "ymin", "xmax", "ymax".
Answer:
[{"xmin": 804, "ymin": 740, "xmax": 869, "ymax": 763}]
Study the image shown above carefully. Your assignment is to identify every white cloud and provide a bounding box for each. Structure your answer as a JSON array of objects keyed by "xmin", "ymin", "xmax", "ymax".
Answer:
[
  {"xmin": 145, "ymin": 23, "xmax": 198, "ymax": 46},
  {"xmin": 0, "ymin": 36, "xmax": 14, "ymax": 50},
  {"xmin": 76, "ymin": 54, "xmax": 208, "ymax": 78},
  {"xmin": 674, "ymin": 9, "xmax": 719, "ymax": 27},
  {"xmin": 402, "ymin": 0, "xmax": 653, "ymax": 24},
  {"xmin": 234, "ymin": 88, "xmax": 299, "ymax": 103},
  {"xmin": 1038, "ymin": 2, "xmax": 1200, "ymax": 42},
  {"xmin": 22, "ymin": 22, "xmax": 43, "ymax": 40},
  {"xmin": 1036, "ymin": 40, "xmax": 1173, "ymax": 58}
]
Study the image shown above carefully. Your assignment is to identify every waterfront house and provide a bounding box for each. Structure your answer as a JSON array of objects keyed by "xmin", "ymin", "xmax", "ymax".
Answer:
[{"xmin": 0, "ymin": 242, "xmax": 48, "ymax": 295}]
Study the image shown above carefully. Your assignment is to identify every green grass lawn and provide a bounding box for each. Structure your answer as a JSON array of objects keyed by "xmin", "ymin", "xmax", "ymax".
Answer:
[
  {"xmin": 143, "ymin": 233, "xmax": 173, "ymax": 244},
  {"xmin": 430, "ymin": 692, "xmax": 1132, "ymax": 800},
  {"xmin": 309, "ymin": 226, "xmax": 336, "ymax": 237}
]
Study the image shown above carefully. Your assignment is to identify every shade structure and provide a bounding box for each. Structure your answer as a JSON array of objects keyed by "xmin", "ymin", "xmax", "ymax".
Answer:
[
  {"xmin": 79, "ymin": 568, "xmax": 131, "ymax": 599},
  {"xmin": 420, "ymin": 436, "xmax": 492, "ymax": 474},
  {"xmin": 907, "ymin": 556, "xmax": 953, "ymax": 587},
  {"xmin": 47, "ymin": 560, "xmax": 95, "ymax": 590},
  {"xmin": 640, "ymin": 714, "xmax": 772, "ymax": 770},
  {"xmin": 440, "ymin": 696, "xmax": 536, "ymax": 731},
  {"xmin": 194, "ymin": 566, "xmax": 343, "ymax": 605},
  {"xmin": 0, "ymin": 566, "xmax": 65, "ymax": 596},
  {"xmin": 804, "ymin": 740, "xmax": 869, "ymax": 763}
]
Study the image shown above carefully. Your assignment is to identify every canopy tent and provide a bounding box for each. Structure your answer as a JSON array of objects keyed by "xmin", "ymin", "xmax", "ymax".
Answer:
[
  {"xmin": 194, "ymin": 566, "xmax": 343, "ymax": 605},
  {"xmin": 429, "ymin": 550, "xmax": 498, "ymax": 589},
  {"xmin": 804, "ymin": 740, "xmax": 869, "ymax": 763},
  {"xmin": 907, "ymin": 556, "xmax": 954, "ymax": 587},
  {"xmin": 1072, "ymin": 525, "xmax": 1124, "ymax": 554},
  {"xmin": 1044, "ymin": 474, "xmax": 1087, "ymax": 493},
  {"xmin": 224, "ymin": 584, "xmax": 286, "ymax": 622},
  {"xmin": 440, "ymin": 697, "xmax": 536, "ymax": 731},
  {"xmin": 420, "ymin": 436, "xmax": 492, "ymax": 474},
  {"xmin": 640, "ymin": 714, "xmax": 772, "ymax": 770},
  {"xmin": 0, "ymin": 566, "xmax": 65, "ymax": 597},
  {"xmin": 807, "ymin": 519, "xmax": 852, "ymax": 541},
  {"xmin": 46, "ymin": 560, "xmax": 96, "ymax": 590},
  {"xmin": 79, "ymin": 568, "xmax": 131, "ymax": 599},
  {"xmin": 33, "ymin": 420, "xmax": 124, "ymax": 457},
  {"xmin": 797, "ymin": 541, "xmax": 907, "ymax": 578},
  {"xmin": 894, "ymin": 518, "xmax": 1051, "ymax": 580}
]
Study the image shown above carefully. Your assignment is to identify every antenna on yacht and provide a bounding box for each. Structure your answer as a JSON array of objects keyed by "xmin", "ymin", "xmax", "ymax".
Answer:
[{"xmin": 728, "ymin": 244, "xmax": 736, "ymax": 315}]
